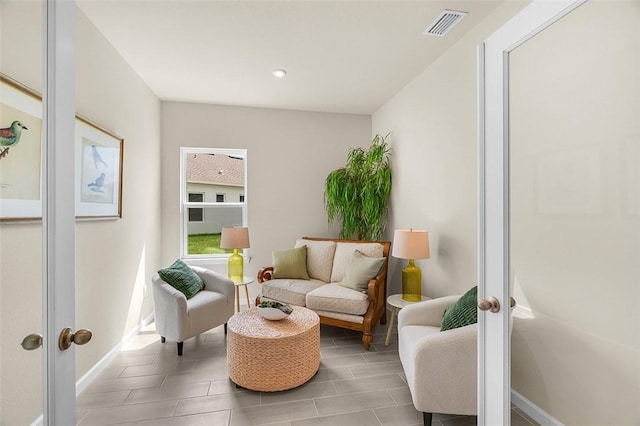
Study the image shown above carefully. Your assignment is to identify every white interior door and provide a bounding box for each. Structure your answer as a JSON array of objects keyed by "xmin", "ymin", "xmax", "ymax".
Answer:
[
  {"xmin": 0, "ymin": 1, "xmax": 76, "ymax": 424},
  {"xmin": 43, "ymin": 1, "xmax": 77, "ymax": 424},
  {"xmin": 478, "ymin": 1, "xmax": 587, "ymax": 424}
]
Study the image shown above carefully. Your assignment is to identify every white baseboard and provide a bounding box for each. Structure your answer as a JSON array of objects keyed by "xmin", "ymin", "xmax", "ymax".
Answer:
[
  {"xmin": 75, "ymin": 313, "xmax": 155, "ymax": 396},
  {"xmin": 511, "ymin": 389, "xmax": 564, "ymax": 426}
]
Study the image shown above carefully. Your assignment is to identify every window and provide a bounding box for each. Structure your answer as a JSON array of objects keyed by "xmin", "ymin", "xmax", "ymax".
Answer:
[
  {"xmin": 181, "ymin": 148, "xmax": 247, "ymax": 258},
  {"xmin": 188, "ymin": 193, "xmax": 204, "ymax": 222}
]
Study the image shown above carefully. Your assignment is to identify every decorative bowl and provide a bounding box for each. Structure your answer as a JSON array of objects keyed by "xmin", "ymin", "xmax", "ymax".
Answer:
[{"xmin": 257, "ymin": 301, "xmax": 293, "ymax": 320}]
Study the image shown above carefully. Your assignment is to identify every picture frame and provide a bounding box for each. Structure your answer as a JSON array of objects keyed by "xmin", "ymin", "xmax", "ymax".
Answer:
[
  {"xmin": 75, "ymin": 116, "xmax": 123, "ymax": 219},
  {"xmin": 0, "ymin": 75, "xmax": 43, "ymax": 221},
  {"xmin": 1, "ymin": 73, "xmax": 124, "ymax": 222}
]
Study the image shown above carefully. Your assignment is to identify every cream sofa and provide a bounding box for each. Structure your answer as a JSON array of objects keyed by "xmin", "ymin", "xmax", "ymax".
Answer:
[{"xmin": 257, "ymin": 237, "xmax": 391, "ymax": 349}]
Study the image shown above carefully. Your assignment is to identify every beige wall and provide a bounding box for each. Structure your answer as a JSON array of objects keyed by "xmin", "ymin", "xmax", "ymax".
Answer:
[
  {"xmin": 372, "ymin": 2, "xmax": 527, "ymax": 297},
  {"xmin": 0, "ymin": 4, "xmax": 161, "ymax": 423},
  {"xmin": 161, "ymin": 102, "xmax": 371, "ymax": 280},
  {"xmin": 509, "ymin": 2, "xmax": 640, "ymax": 424}
]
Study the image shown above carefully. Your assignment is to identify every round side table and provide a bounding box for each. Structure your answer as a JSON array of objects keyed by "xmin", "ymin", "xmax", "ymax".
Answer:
[
  {"xmin": 232, "ymin": 276, "xmax": 254, "ymax": 312},
  {"xmin": 385, "ymin": 294, "xmax": 431, "ymax": 346}
]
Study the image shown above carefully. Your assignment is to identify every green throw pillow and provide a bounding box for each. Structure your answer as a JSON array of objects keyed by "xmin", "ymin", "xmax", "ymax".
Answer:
[
  {"xmin": 272, "ymin": 246, "xmax": 310, "ymax": 280},
  {"xmin": 157, "ymin": 259, "xmax": 204, "ymax": 299},
  {"xmin": 340, "ymin": 250, "xmax": 385, "ymax": 292},
  {"xmin": 441, "ymin": 286, "xmax": 478, "ymax": 331}
]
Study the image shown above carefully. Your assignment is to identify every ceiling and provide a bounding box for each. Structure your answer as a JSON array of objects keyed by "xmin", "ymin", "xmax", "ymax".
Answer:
[{"xmin": 77, "ymin": 1, "xmax": 503, "ymax": 115}]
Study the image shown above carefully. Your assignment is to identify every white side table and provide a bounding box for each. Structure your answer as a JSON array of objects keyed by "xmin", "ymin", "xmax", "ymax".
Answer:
[
  {"xmin": 232, "ymin": 276, "xmax": 255, "ymax": 312},
  {"xmin": 385, "ymin": 294, "xmax": 431, "ymax": 346}
]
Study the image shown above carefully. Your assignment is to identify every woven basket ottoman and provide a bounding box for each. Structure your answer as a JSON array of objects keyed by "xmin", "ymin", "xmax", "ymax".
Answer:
[{"xmin": 227, "ymin": 306, "xmax": 320, "ymax": 392}]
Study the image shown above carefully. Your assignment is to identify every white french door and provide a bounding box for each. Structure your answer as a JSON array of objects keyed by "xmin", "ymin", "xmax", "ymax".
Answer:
[
  {"xmin": 478, "ymin": 1, "xmax": 587, "ymax": 424},
  {"xmin": 0, "ymin": 1, "xmax": 77, "ymax": 424},
  {"xmin": 43, "ymin": 1, "xmax": 77, "ymax": 424}
]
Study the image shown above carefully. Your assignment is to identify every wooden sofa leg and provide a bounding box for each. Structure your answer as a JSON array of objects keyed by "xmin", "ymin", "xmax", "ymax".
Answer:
[
  {"xmin": 423, "ymin": 412, "xmax": 433, "ymax": 425},
  {"xmin": 177, "ymin": 342, "xmax": 183, "ymax": 356},
  {"xmin": 362, "ymin": 333, "xmax": 372, "ymax": 350},
  {"xmin": 160, "ymin": 336, "xmax": 166, "ymax": 343},
  {"xmin": 224, "ymin": 323, "xmax": 228, "ymax": 335}
]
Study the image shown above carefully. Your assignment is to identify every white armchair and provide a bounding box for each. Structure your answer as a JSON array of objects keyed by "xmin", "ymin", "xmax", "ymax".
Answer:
[
  {"xmin": 398, "ymin": 295, "xmax": 477, "ymax": 425},
  {"xmin": 151, "ymin": 266, "xmax": 235, "ymax": 355}
]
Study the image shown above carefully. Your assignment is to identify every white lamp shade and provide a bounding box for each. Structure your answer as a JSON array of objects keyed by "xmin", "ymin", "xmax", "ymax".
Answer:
[
  {"xmin": 220, "ymin": 227, "xmax": 250, "ymax": 249},
  {"xmin": 392, "ymin": 229, "xmax": 430, "ymax": 259}
]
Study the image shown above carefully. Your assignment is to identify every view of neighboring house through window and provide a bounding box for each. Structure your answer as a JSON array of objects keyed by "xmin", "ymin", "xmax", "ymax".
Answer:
[{"xmin": 181, "ymin": 148, "xmax": 247, "ymax": 257}]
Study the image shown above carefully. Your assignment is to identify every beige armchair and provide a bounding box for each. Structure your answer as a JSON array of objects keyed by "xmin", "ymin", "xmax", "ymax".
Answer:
[
  {"xmin": 398, "ymin": 295, "xmax": 477, "ymax": 425},
  {"xmin": 151, "ymin": 266, "xmax": 235, "ymax": 355}
]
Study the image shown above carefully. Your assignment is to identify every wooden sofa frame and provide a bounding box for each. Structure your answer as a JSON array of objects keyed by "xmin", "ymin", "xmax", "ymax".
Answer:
[{"xmin": 257, "ymin": 236, "xmax": 391, "ymax": 350}]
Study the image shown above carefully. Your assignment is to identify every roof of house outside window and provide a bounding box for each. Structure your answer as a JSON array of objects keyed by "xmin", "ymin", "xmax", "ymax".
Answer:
[{"xmin": 187, "ymin": 154, "xmax": 244, "ymax": 187}]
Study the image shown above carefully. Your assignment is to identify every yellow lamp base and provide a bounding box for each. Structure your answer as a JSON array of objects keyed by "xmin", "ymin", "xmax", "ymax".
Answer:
[
  {"xmin": 228, "ymin": 249, "xmax": 244, "ymax": 283},
  {"xmin": 402, "ymin": 259, "xmax": 422, "ymax": 302}
]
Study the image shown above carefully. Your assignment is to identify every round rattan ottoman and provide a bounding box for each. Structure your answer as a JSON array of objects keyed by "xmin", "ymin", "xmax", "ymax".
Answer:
[{"xmin": 227, "ymin": 306, "xmax": 320, "ymax": 392}]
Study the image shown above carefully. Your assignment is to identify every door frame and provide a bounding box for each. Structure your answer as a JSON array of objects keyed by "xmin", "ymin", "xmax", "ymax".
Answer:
[
  {"xmin": 42, "ymin": 1, "xmax": 76, "ymax": 424},
  {"xmin": 477, "ymin": 0, "xmax": 586, "ymax": 424}
]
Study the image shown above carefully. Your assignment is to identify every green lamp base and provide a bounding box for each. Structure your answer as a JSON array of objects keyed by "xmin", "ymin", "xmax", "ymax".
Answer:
[
  {"xmin": 228, "ymin": 248, "xmax": 244, "ymax": 283},
  {"xmin": 402, "ymin": 259, "xmax": 422, "ymax": 302}
]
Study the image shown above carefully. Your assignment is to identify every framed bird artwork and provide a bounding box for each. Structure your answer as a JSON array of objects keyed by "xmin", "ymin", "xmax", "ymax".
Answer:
[
  {"xmin": 0, "ymin": 75, "xmax": 43, "ymax": 221},
  {"xmin": 1, "ymin": 74, "xmax": 124, "ymax": 221},
  {"xmin": 75, "ymin": 116, "xmax": 124, "ymax": 219}
]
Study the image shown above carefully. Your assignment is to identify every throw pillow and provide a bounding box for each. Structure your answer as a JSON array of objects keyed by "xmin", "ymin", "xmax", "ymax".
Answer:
[
  {"xmin": 272, "ymin": 246, "xmax": 310, "ymax": 280},
  {"xmin": 339, "ymin": 250, "xmax": 385, "ymax": 292},
  {"xmin": 157, "ymin": 259, "xmax": 204, "ymax": 299},
  {"xmin": 441, "ymin": 286, "xmax": 478, "ymax": 331}
]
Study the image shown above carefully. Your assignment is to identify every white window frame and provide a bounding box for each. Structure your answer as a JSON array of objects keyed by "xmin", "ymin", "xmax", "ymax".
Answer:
[{"xmin": 180, "ymin": 147, "xmax": 248, "ymax": 260}]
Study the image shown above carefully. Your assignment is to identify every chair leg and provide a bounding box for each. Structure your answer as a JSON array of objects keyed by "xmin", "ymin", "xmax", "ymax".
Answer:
[
  {"xmin": 177, "ymin": 342, "xmax": 183, "ymax": 356},
  {"xmin": 160, "ymin": 336, "xmax": 166, "ymax": 343},
  {"xmin": 423, "ymin": 412, "xmax": 433, "ymax": 426},
  {"xmin": 224, "ymin": 323, "xmax": 228, "ymax": 335}
]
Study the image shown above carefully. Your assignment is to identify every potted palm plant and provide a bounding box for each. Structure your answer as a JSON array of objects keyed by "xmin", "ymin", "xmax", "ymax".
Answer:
[{"xmin": 325, "ymin": 134, "xmax": 392, "ymax": 240}]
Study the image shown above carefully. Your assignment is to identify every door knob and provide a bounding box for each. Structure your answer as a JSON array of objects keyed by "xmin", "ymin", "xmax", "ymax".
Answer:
[
  {"xmin": 478, "ymin": 296, "xmax": 501, "ymax": 313},
  {"xmin": 21, "ymin": 333, "xmax": 43, "ymax": 351},
  {"xmin": 58, "ymin": 327, "xmax": 92, "ymax": 351},
  {"xmin": 478, "ymin": 297, "xmax": 517, "ymax": 313}
]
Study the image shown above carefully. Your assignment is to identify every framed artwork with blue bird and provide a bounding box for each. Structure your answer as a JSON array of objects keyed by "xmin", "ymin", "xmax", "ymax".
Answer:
[
  {"xmin": 76, "ymin": 116, "xmax": 123, "ymax": 219},
  {"xmin": 0, "ymin": 74, "xmax": 43, "ymax": 221},
  {"xmin": 1, "ymin": 74, "xmax": 124, "ymax": 221}
]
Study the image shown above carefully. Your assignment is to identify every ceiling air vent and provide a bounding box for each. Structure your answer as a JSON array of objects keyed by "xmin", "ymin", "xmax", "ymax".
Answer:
[{"xmin": 424, "ymin": 9, "xmax": 468, "ymax": 37}]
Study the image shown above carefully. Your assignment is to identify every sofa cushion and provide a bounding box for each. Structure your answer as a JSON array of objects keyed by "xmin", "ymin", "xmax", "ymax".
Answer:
[
  {"xmin": 441, "ymin": 286, "xmax": 478, "ymax": 331},
  {"xmin": 306, "ymin": 283, "xmax": 369, "ymax": 316},
  {"xmin": 272, "ymin": 246, "xmax": 309, "ymax": 280},
  {"xmin": 312, "ymin": 310, "xmax": 364, "ymax": 324},
  {"xmin": 295, "ymin": 239, "xmax": 336, "ymax": 283},
  {"xmin": 330, "ymin": 242, "xmax": 384, "ymax": 283},
  {"xmin": 157, "ymin": 259, "xmax": 204, "ymax": 299},
  {"xmin": 261, "ymin": 278, "xmax": 324, "ymax": 307},
  {"xmin": 340, "ymin": 250, "xmax": 385, "ymax": 291}
]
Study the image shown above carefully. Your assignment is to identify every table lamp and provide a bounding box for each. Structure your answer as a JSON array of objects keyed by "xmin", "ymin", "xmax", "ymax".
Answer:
[
  {"xmin": 392, "ymin": 229, "xmax": 430, "ymax": 302},
  {"xmin": 220, "ymin": 227, "xmax": 250, "ymax": 283}
]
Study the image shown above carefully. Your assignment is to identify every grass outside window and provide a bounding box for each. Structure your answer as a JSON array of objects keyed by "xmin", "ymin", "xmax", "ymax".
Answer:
[{"xmin": 188, "ymin": 233, "xmax": 234, "ymax": 255}]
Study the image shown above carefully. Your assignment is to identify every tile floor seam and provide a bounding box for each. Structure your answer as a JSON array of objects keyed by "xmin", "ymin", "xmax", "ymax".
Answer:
[{"xmin": 370, "ymin": 407, "xmax": 385, "ymax": 425}]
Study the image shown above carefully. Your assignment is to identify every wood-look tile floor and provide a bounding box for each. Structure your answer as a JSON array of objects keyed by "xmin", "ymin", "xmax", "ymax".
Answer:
[{"xmin": 76, "ymin": 315, "xmax": 539, "ymax": 426}]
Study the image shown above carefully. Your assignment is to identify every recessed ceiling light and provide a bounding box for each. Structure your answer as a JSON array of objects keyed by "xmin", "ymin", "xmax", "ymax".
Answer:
[{"xmin": 272, "ymin": 69, "xmax": 287, "ymax": 78}]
